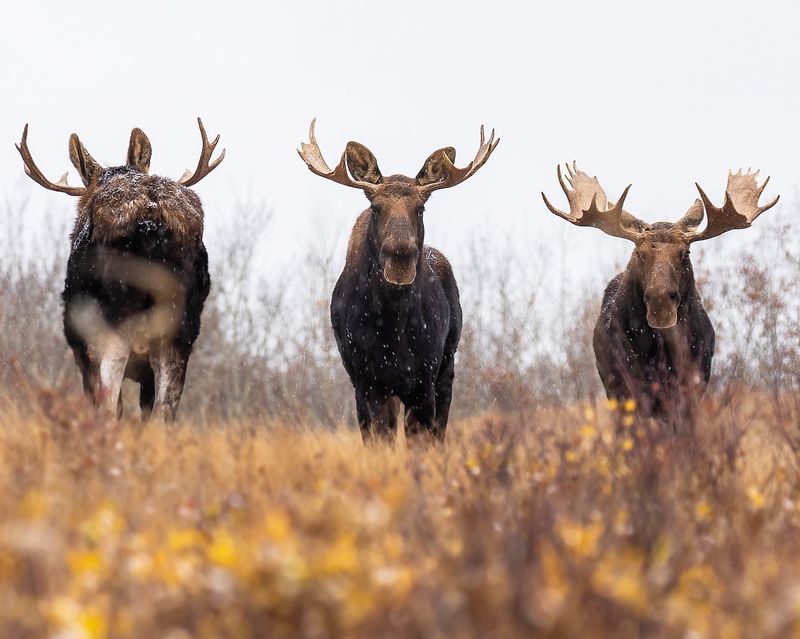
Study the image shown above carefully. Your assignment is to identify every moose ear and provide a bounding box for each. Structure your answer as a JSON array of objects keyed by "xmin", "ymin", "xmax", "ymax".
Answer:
[
  {"xmin": 345, "ymin": 142, "xmax": 382, "ymax": 184},
  {"xmin": 68, "ymin": 134, "xmax": 102, "ymax": 186},
  {"xmin": 127, "ymin": 128, "xmax": 152, "ymax": 173},
  {"xmin": 416, "ymin": 147, "xmax": 456, "ymax": 187},
  {"xmin": 676, "ymin": 198, "xmax": 704, "ymax": 232}
]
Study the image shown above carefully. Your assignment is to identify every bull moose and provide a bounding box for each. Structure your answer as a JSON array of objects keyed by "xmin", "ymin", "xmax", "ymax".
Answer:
[
  {"xmin": 299, "ymin": 120, "xmax": 498, "ymax": 443},
  {"xmin": 542, "ymin": 163, "xmax": 778, "ymax": 428},
  {"xmin": 16, "ymin": 119, "xmax": 225, "ymax": 420}
]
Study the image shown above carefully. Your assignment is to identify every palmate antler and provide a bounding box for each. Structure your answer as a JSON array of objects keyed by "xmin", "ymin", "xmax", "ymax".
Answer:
[
  {"xmin": 542, "ymin": 163, "xmax": 645, "ymax": 242},
  {"xmin": 299, "ymin": 120, "xmax": 500, "ymax": 195},
  {"xmin": 687, "ymin": 169, "xmax": 779, "ymax": 242},
  {"xmin": 297, "ymin": 119, "xmax": 380, "ymax": 193},
  {"xmin": 15, "ymin": 124, "xmax": 87, "ymax": 196},
  {"xmin": 418, "ymin": 126, "xmax": 500, "ymax": 195},
  {"xmin": 178, "ymin": 118, "xmax": 226, "ymax": 187}
]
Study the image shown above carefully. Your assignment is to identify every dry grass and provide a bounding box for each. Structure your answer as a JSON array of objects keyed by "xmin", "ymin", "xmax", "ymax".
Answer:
[
  {"xmin": 1, "ymin": 392, "xmax": 799, "ymax": 639},
  {"xmin": 3, "ymin": 196, "xmax": 800, "ymax": 638}
]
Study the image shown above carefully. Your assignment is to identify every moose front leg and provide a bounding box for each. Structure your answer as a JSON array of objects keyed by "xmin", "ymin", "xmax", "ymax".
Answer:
[
  {"xmin": 433, "ymin": 355, "xmax": 456, "ymax": 440},
  {"xmin": 404, "ymin": 382, "xmax": 440, "ymax": 444},
  {"xmin": 404, "ymin": 406, "xmax": 440, "ymax": 445},
  {"xmin": 150, "ymin": 345, "xmax": 188, "ymax": 422},
  {"xmin": 358, "ymin": 392, "xmax": 400, "ymax": 444}
]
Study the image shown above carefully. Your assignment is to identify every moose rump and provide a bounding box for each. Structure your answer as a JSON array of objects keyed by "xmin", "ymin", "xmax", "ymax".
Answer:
[
  {"xmin": 17, "ymin": 119, "xmax": 224, "ymax": 420},
  {"xmin": 62, "ymin": 172, "xmax": 210, "ymax": 420}
]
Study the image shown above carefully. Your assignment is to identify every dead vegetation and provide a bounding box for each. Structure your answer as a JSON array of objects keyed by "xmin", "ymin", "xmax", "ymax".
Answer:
[
  {"xmin": 1, "ymin": 195, "xmax": 800, "ymax": 637},
  {"xmin": 0, "ymin": 393, "xmax": 799, "ymax": 638}
]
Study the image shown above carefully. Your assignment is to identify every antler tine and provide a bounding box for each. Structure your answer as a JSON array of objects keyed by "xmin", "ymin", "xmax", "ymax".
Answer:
[
  {"xmin": 420, "ymin": 125, "xmax": 500, "ymax": 194},
  {"xmin": 542, "ymin": 164, "xmax": 579, "ymax": 222},
  {"xmin": 15, "ymin": 124, "xmax": 85, "ymax": 196},
  {"xmin": 297, "ymin": 118, "xmax": 378, "ymax": 193},
  {"xmin": 177, "ymin": 117, "xmax": 226, "ymax": 187},
  {"xmin": 688, "ymin": 169, "xmax": 779, "ymax": 242},
  {"xmin": 541, "ymin": 163, "xmax": 643, "ymax": 242}
]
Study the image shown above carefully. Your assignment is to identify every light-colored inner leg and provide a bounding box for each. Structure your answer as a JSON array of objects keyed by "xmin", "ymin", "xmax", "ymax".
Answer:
[{"xmin": 151, "ymin": 345, "xmax": 185, "ymax": 421}]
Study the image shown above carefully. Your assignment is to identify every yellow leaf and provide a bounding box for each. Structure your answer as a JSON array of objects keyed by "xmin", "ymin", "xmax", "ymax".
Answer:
[
  {"xmin": 623, "ymin": 399, "xmax": 637, "ymax": 413},
  {"xmin": 264, "ymin": 511, "xmax": 291, "ymax": 541},
  {"xmin": 747, "ymin": 486, "xmax": 765, "ymax": 510},
  {"xmin": 207, "ymin": 529, "xmax": 239, "ymax": 568},
  {"xmin": 695, "ymin": 499, "xmax": 712, "ymax": 522}
]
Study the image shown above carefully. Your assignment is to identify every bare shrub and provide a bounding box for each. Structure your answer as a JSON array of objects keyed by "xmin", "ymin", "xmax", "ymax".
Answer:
[{"xmin": 2, "ymin": 193, "xmax": 799, "ymax": 430}]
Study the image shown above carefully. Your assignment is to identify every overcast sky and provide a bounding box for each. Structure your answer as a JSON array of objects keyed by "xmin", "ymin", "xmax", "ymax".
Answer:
[{"xmin": 2, "ymin": 0, "xmax": 798, "ymax": 285}]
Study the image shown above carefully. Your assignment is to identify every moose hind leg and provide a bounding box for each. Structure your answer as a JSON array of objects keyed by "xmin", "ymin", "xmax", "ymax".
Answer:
[
  {"xmin": 95, "ymin": 334, "xmax": 130, "ymax": 418},
  {"xmin": 150, "ymin": 345, "xmax": 188, "ymax": 422},
  {"xmin": 139, "ymin": 366, "xmax": 156, "ymax": 421},
  {"xmin": 71, "ymin": 344, "xmax": 100, "ymax": 406}
]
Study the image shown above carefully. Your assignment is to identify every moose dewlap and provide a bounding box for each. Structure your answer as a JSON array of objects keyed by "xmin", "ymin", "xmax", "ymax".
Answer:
[
  {"xmin": 16, "ymin": 119, "xmax": 225, "ymax": 421},
  {"xmin": 299, "ymin": 120, "xmax": 499, "ymax": 443}
]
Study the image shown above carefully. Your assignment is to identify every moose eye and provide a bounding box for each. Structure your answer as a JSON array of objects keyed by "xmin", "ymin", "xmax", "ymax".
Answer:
[{"xmin": 415, "ymin": 206, "xmax": 424, "ymax": 217}]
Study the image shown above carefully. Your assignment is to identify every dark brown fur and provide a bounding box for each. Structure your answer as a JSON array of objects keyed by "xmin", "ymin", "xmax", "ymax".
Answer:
[
  {"xmin": 18, "ymin": 124, "xmax": 221, "ymax": 421},
  {"xmin": 331, "ymin": 153, "xmax": 463, "ymax": 443},
  {"xmin": 300, "ymin": 123, "xmax": 497, "ymax": 443},
  {"xmin": 73, "ymin": 172, "xmax": 204, "ymax": 247}
]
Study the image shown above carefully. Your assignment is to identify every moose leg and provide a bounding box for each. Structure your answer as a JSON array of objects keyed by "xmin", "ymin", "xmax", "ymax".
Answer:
[
  {"xmin": 94, "ymin": 335, "xmax": 130, "ymax": 418},
  {"xmin": 359, "ymin": 392, "xmax": 399, "ymax": 444},
  {"xmin": 404, "ymin": 406, "xmax": 440, "ymax": 446},
  {"xmin": 150, "ymin": 345, "xmax": 187, "ymax": 422},
  {"xmin": 433, "ymin": 355, "xmax": 456, "ymax": 440},
  {"xmin": 71, "ymin": 344, "xmax": 100, "ymax": 406},
  {"xmin": 404, "ymin": 386, "xmax": 438, "ymax": 444},
  {"xmin": 355, "ymin": 392, "xmax": 371, "ymax": 434},
  {"xmin": 139, "ymin": 366, "xmax": 155, "ymax": 421}
]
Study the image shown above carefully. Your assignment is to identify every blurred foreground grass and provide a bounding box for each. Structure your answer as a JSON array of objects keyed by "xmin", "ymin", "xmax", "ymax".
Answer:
[{"xmin": 0, "ymin": 392, "xmax": 799, "ymax": 639}]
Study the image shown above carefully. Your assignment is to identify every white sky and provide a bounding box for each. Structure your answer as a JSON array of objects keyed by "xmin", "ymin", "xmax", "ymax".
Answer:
[{"xmin": 2, "ymin": 0, "xmax": 798, "ymax": 283}]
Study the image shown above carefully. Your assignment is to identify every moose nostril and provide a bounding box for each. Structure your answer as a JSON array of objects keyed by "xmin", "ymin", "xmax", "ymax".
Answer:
[{"xmin": 384, "ymin": 244, "xmax": 418, "ymax": 261}]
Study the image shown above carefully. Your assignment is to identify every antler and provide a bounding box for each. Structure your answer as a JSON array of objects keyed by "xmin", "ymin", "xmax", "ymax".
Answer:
[
  {"xmin": 541, "ymin": 162, "xmax": 644, "ymax": 242},
  {"xmin": 297, "ymin": 119, "xmax": 379, "ymax": 193},
  {"xmin": 178, "ymin": 118, "xmax": 226, "ymax": 187},
  {"xmin": 15, "ymin": 124, "xmax": 86, "ymax": 196},
  {"xmin": 687, "ymin": 169, "xmax": 779, "ymax": 242},
  {"xmin": 419, "ymin": 126, "xmax": 499, "ymax": 194}
]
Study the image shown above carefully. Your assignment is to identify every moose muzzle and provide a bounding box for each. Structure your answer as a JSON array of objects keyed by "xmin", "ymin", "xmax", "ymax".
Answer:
[
  {"xmin": 644, "ymin": 287, "xmax": 680, "ymax": 329},
  {"xmin": 381, "ymin": 243, "xmax": 419, "ymax": 286}
]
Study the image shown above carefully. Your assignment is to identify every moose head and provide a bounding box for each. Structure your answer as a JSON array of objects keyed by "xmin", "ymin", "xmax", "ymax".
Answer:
[
  {"xmin": 298, "ymin": 119, "xmax": 499, "ymax": 286},
  {"xmin": 542, "ymin": 163, "xmax": 779, "ymax": 329}
]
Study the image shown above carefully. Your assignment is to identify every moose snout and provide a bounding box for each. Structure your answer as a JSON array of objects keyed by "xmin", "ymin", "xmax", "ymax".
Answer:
[
  {"xmin": 382, "ymin": 241, "xmax": 418, "ymax": 262},
  {"xmin": 380, "ymin": 241, "xmax": 419, "ymax": 286},
  {"xmin": 644, "ymin": 286, "xmax": 680, "ymax": 329}
]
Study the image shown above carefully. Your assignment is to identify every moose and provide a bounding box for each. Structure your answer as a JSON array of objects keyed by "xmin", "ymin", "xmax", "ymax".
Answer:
[
  {"xmin": 542, "ymin": 163, "xmax": 778, "ymax": 429},
  {"xmin": 299, "ymin": 120, "xmax": 498, "ymax": 443},
  {"xmin": 16, "ymin": 119, "xmax": 225, "ymax": 420}
]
